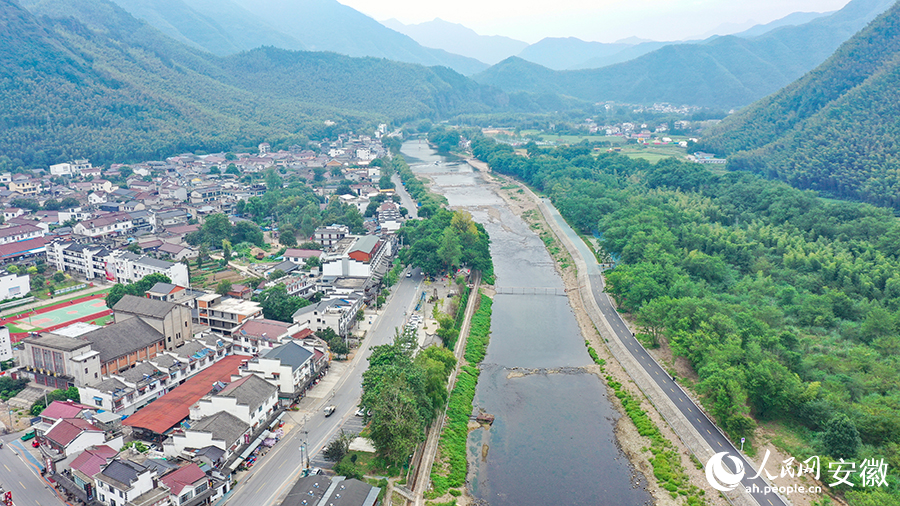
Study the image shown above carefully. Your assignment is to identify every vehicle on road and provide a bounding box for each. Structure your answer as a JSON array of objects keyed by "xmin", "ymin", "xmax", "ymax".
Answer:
[
  {"xmin": 323, "ymin": 405, "xmax": 336, "ymax": 417},
  {"xmin": 406, "ymin": 271, "xmax": 412, "ymax": 278}
]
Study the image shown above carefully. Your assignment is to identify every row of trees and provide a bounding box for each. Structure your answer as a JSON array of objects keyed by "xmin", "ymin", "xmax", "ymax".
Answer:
[
  {"xmin": 360, "ymin": 329, "xmax": 456, "ymax": 465},
  {"xmin": 474, "ymin": 137, "xmax": 900, "ymax": 503}
]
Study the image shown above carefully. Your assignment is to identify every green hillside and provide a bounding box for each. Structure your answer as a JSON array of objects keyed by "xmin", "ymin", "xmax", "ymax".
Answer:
[
  {"xmin": 473, "ymin": 0, "xmax": 894, "ymax": 109},
  {"xmin": 698, "ymin": 1, "xmax": 900, "ymax": 208},
  {"xmin": 0, "ymin": 0, "xmax": 508, "ymax": 170}
]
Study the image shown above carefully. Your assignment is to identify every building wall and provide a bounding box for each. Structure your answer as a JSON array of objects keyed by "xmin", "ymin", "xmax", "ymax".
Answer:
[
  {"xmin": 0, "ymin": 327, "xmax": 12, "ymax": 362},
  {"xmin": 0, "ymin": 271, "xmax": 30, "ymax": 301},
  {"xmin": 101, "ymin": 341, "xmax": 166, "ymax": 376}
]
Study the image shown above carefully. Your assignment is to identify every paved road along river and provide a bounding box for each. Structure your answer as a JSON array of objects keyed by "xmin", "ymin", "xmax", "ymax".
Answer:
[{"xmin": 402, "ymin": 140, "xmax": 652, "ymax": 506}]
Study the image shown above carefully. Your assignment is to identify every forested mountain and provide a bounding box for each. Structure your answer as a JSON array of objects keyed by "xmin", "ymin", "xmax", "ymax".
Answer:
[
  {"xmin": 87, "ymin": 0, "xmax": 488, "ymax": 75},
  {"xmin": 0, "ymin": 0, "xmax": 510, "ymax": 170},
  {"xmin": 473, "ymin": 0, "xmax": 894, "ymax": 109},
  {"xmin": 732, "ymin": 10, "xmax": 832, "ymax": 38},
  {"xmin": 381, "ymin": 18, "xmax": 528, "ymax": 66},
  {"xmin": 698, "ymin": 1, "xmax": 900, "ymax": 208},
  {"xmin": 515, "ymin": 37, "xmax": 664, "ymax": 71}
]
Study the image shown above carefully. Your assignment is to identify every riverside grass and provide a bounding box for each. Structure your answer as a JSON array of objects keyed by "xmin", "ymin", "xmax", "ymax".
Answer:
[
  {"xmin": 429, "ymin": 293, "xmax": 492, "ymax": 497},
  {"xmin": 585, "ymin": 341, "xmax": 707, "ymax": 505}
]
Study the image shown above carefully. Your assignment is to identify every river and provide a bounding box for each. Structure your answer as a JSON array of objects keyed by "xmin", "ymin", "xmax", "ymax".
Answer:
[{"xmin": 401, "ymin": 140, "xmax": 651, "ymax": 506}]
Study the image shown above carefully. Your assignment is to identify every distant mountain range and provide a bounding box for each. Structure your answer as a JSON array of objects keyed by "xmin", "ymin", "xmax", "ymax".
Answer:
[
  {"xmin": 697, "ymin": 0, "xmax": 900, "ymax": 208},
  {"xmin": 383, "ymin": 10, "xmax": 834, "ymax": 72},
  {"xmin": 470, "ymin": 0, "xmax": 895, "ymax": 109},
  {"xmin": 0, "ymin": 0, "xmax": 515, "ymax": 169},
  {"xmin": 66, "ymin": 0, "xmax": 489, "ymax": 75},
  {"xmin": 382, "ymin": 18, "xmax": 528, "ymax": 65}
]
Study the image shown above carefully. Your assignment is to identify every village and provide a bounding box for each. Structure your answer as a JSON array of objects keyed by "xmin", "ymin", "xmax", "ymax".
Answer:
[{"xmin": 0, "ymin": 125, "xmax": 423, "ymax": 506}]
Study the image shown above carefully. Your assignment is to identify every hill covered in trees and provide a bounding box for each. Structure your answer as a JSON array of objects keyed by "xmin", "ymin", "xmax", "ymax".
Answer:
[
  {"xmin": 0, "ymin": 0, "xmax": 512, "ymax": 170},
  {"xmin": 698, "ymin": 1, "xmax": 900, "ymax": 208},
  {"xmin": 472, "ymin": 0, "xmax": 893, "ymax": 109},
  {"xmin": 474, "ymin": 137, "xmax": 900, "ymax": 505}
]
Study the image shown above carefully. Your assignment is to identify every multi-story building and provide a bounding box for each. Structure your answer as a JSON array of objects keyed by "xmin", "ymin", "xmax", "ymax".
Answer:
[
  {"xmin": 46, "ymin": 241, "xmax": 112, "ymax": 280},
  {"xmin": 94, "ymin": 458, "xmax": 158, "ymax": 506},
  {"xmin": 113, "ymin": 294, "xmax": 193, "ymax": 350},
  {"xmin": 78, "ymin": 362, "xmax": 170, "ymax": 416},
  {"xmin": 190, "ymin": 186, "xmax": 222, "ymax": 204},
  {"xmin": 320, "ymin": 235, "xmax": 390, "ymax": 278},
  {"xmin": 197, "ymin": 294, "xmax": 263, "ymax": 336},
  {"xmin": 241, "ymin": 341, "xmax": 327, "ymax": 404},
  {"xmin": 73, "ymin": 212, "xmax": 134, "ymax": 238},
  {"xmin": 291, "ymin": 294, "xmax": 363, "ymax": 337},
  {"xmin": 20, "ymin": 333, "xmax": 102, "ymax": 389},
  {"xmin": 105, "ymin": 251, "xmax": 190, "ymax": 287},
  {"xmin": 81, "ymin": 317, "xmax": 168, "ymax": 376},
  {"xmin": 313, "ymin": 224, "xmax": 349, "ymax": 247},
  {"xmin": 49, "ymin": 159, "xmax": 92, "ymax": 176},
  {"xmin": 0, "ymin": 326, "xmax": 12, "ymax": 362},
  {"xmin": 188, "ymin": 374, "xmax": 278, "ymax": 430},
  {"xmin": 8, "ymin": 179, "xmax": 41, "ymax": 195},
  {"xmin": 0, "ymin": 223, "xmax": 44, "ymax": 245},
  {"xmin": 231, "ymin": 318, "xmax": 303, "ymax": 355}
]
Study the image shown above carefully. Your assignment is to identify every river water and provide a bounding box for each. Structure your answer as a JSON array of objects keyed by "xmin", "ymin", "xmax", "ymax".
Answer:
[{"xmin": 401, "ymin": 140, "xmax": 651, "ymax": 506}]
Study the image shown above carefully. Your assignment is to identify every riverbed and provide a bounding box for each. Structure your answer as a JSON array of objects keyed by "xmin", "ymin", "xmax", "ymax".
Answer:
[{"xmin": 402, "ymin": 140, "xmax": 651, "ymax": 506}]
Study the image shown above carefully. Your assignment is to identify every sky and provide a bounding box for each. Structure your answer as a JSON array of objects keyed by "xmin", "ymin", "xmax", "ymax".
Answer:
[{"xmin": 337, "ymin": 0, "xmax": 853, "ymax": 43}]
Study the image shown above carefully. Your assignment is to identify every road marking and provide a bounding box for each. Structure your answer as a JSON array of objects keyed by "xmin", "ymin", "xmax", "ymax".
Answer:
[
  {"xmin": 679, "ymin": 398, "xmax": 685, "ymax": 403},
  {"xmin": 688, "ymin": 407, "xmax": 693, "ymax": 412},
  {"xmin": 670, "ymin": 388, "xmax": 674, "ymax": 392},
  {"xmin": 3, "ymin": 464, "xmax": 9, "ymax": 471},
  {"xmin": 697, "ymin": 418, "xmax": 702, "ymax": 424},
  {"xmin": 707, "ymin": 429, "xmax": 712, "ymax": 435},
  {"xmin": 768, "ymin": 500, "xmax": 774, "ymax": 505},
  {"xmin": 655, "ymin": 371, "xmax": 659, "ymax": 375},
  {"xmin": 718, "ymin": 441, "xmax": 722, "ymax": 447},
  {"xmin": 20, "ymin": 480, "xmax": 25, "ymax": 489}
]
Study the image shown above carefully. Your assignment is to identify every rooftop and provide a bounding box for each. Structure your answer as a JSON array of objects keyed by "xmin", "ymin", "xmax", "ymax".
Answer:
[
  {"xmin": 123, "ymin": 355, "xmax": 243, "ymax": 435},
  {"xmin": 214, "ymin": 375, "xmax": 277, "ymax": 413},
  {"xmin": 46, "ymin": 418, "xmax": 100, "ymax": 447},
  {"xmin": 187, "ymin": 411, "xmax": 247, "ymax": 448},
  {"xmin": 114, "ymin": 294, "xmax": 179, "ymax": 319},
  {"xmin": 24, "ymin": 333, "xmax": 91, "ymax": 353},
  {"xmin": 159, "ymin": 463, "xmax": 206, "ymax": 496},
  {"xmin": 82, "ymin": 317, "xmax": 165, "ymax": 363},
  {"xmin": 260, "ymin": 341, "xmax": 313, "ymax": 373}
]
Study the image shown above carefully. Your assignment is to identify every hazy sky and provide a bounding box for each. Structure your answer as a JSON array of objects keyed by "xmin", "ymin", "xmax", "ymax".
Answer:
[{"xmin": 337, "ymin": 0, "xmax": 853, "ymax": 43}]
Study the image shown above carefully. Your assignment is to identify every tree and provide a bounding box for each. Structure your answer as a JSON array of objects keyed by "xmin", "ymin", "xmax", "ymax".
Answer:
[
  {"xmin": 367, "ymin": 375, "xmax": 425, "ymax": 465},
  {"xmin": 42, "ymin": 199, "xmax": 61, "ymax": 210},
  {"xmin": 379, "ymin": 174, "xmax": 395, "ymax": 190},
  {"xmin": 233, "ymin": 221, "xmax": 264, "ymax": 246},
  {"xmin": 253, "ymin": 284, "xmax": 310, "ymax": 322},
  {"xmin": 225, "ymin": 164, "xmax": 240, "ymax": 176},
  {"xmin": 823, "ymin": 415, "xmax": 862, "ymax": 459},
  {"xmin": 52, "ymin": 271, "xmax": 66, "ymax": 283},
  {"xmin": 105, "ymin": 273, "xmax": 171, "ymax": 308},
  {"xmin": 209, "ymin": 166, "xmax": 221, "ymax": 175},
  {"xmin": 323, "ymin": 430, "xmax": 353, "ymax": 461},
  {"xmin": 222, "ymin": 239, "xmax": 232, "ymax": 262},
  {"xmin": 437, "ymin": 228, "xmax": 462, "ymax": 271},
  {"xmin": 216, "ymin": 281, "xmax": 233, "ymax": 296}
]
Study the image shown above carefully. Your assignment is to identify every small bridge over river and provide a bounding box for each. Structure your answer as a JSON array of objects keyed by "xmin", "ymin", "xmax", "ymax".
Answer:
[{"xmin": 494, "ymin": 286, "xmax": 569, "ymax": 296}]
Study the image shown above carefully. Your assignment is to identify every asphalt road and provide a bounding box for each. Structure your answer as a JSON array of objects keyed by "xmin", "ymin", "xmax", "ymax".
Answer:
[
  {"xmin": 223, "ymin": 269, "xmax": 425, "ymax": 506},
  {"xmin": 392, "ymin": 174, "xmax": 419, "ymax": 220},
  {"xmin": 542, "ymin": 199, "xmax": 788, "ymax": 506},
  {"xmin": 0, "ymin": 438, "xmax": 68, "ymax": 506}
]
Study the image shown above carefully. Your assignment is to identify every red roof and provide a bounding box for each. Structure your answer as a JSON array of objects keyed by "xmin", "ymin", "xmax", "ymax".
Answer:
[
  {"xmin": 0, "ymin": 237, "xmax": 45, "ymax": 259},
  {"xmin": 160, "ymin": 463, "xmax": 206, "ymax": 496},
  {"xmin": 237, "ymin": 319, "xmax": 291, "ymax": 340},
  {"xmin": 70, "ymin": 445, "xmax": 117, "ymax": 477},
  {"xmin": 123, "ymin": 355, "xmax": 243, "ymax": 435},
  {"xmin": 40, "ymin": 400, "xmax": 93, "ymax": 421},
  {"xmin": 293, "ymin": 328, "xmax": 314, "ymax": 340},
  {"xmin": 46, "ymin": 418, "xmax": 100, "ymax": 446}
]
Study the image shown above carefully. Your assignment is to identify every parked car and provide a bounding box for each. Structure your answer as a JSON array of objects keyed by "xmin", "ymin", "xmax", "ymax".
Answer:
[{"xmin": 324, "ymin": 405, "xmax": 336, "ymax": 417}]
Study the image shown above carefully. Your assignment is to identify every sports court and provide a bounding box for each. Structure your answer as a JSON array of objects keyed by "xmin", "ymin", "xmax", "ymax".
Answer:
[{"xmin": 1, "ymin": 293, "xmax": 112, "ymax": 340}]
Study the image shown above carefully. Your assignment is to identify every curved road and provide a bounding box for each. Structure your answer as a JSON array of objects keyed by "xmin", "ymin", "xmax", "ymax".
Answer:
[{"xmin": 542, "ymin": 198, "xmax": 788, "ymax": 506}]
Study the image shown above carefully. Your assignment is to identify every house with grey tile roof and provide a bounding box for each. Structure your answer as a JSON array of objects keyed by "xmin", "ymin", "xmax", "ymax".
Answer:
[
  {"xmin": 81, "ymin": 317, "xmax": 167, "ymax": 376},
  {"xmin": 189, "ymin": 375, "xmax": 278, "ymax": 429},
  {"xmin": 163, "ymin": 411, "xmax": 250, "ymax": 461},
  {"xmin": 114, "ymin": 294, "xmax": 193, "ymax": 350}
]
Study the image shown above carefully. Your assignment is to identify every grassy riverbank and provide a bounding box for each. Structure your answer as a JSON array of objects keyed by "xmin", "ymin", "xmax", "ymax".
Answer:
[{"xmin": 428, "ymin": 292, "xmax": 492, "ymax": 500}]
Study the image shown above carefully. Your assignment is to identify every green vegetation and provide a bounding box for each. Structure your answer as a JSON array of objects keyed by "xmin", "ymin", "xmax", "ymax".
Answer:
[
  {"xmin": 0, "ymin": 0, "xmax": 514, "ymax": 171},
  {"xmin": 252, "ymin": 284, "xmax": 310, "ymax": 323},
  {"xmin": 400, "ymin": 209, "xmax": 491, "ymax": 277},
  {"xmin": 361, "ymin": 330, "xmax": 456, "ymax": 466},
  {"xmin": 121, "ymin": 441, "xmax": 149, "ymax": 453},
  {"xmin": 316, "ymin": 328, "xmax": 350, "ymax": 359},
  {"xmin": 700, "ymin": 2, "xmax": 900, "ymax": 208},
  {"xmin": 0, "ymin": 376, "xmax": 28, "ymax": 401},
  {"xmin": 105, "ymin": 273, "xmax": 171, "ymax": 309},
  {"xmin": 393, "ymin": 156, "xmax": 447, "ymax": 218},
  {"xmin": 474, "ymin": 136, "xmax": 900, "ymax": 505},
  {"xmin": 186, "ymin": 214, "xmax": 264, "ymax": 249},
  {"xmin": 31, "ymin": 386, "xmax": 80, "ymax": 416},
  {"xmin": 430, "ymin": 293, "xmax": 491, "ymax": 497}
]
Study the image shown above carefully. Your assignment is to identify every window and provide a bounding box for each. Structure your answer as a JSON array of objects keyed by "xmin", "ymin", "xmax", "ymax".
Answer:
[
  {"xmin": 95, "ymin": 399, "xmax": 102, "ymax": 407},
  {"xmin": 85, "ymin": 368, "xmax": 88, "ymax": 374}
]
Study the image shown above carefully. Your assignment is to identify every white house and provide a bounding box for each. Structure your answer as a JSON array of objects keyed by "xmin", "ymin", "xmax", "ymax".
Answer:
[
  {"xmin": 241, "ymin": 341, "xmax": 321, "ymax": 404},
  {"xmin": 189, "ymin": 375, "xmax": 278, "ymax": 430},
  {"xmin": 0, "ymin": 269, "xmax": 29, "ymax": 301},
  {"xmin": 291, "ymin": 294, "xmax": 363, "ymax": 337},
  {"xmin": 94, "ymin": 458, "xmax": 158, "ymax": 506},
  {"xmin": 0, "ymin": 326, "xmax": 12, "ymax": 362},
  {"xmin": 163, "ymin": 411, "xmax": 250, "ymax": 461}
]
